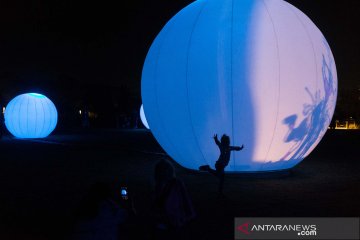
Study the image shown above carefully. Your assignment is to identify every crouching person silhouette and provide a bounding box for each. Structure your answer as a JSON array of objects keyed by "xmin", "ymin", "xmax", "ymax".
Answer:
[{"xmin": 199, "ymin": 134, "xmax": 244, "ymax": 196}]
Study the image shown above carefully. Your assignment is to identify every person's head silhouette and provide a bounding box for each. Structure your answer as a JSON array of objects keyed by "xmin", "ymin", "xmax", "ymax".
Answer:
[
  {"xmin": 154, "ymin": 158, "xmax": 175, "ymax": 185},
  {"xmin": 221, "ymin": 134, "xmax": 230, "ymax": 147}
]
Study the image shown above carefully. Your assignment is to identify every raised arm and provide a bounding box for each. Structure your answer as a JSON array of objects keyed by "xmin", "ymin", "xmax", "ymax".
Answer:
[
  {"xmin": 230, "ymin": 144, "xmax": 244, "ymax": 151},
  {"xmin": 213, "ymin": 134, "xmax": 220, "ymax": 146}
]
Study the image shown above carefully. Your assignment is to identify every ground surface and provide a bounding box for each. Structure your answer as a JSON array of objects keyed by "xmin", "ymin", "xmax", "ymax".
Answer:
[{"xmin": 0, "ymin": 129, "xmax": 359, "ymax": 240}]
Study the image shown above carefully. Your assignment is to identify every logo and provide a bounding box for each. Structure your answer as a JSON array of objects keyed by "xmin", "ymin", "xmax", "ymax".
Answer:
[
  {"xmin": 235, "ymin": 221, "xmax": 318, "ymax": 238},
  {"xmin": 236, "ymin": 222, "xmax": 251, "ymax": 235},
  {"xmin": 235, "ymin": 218, "xmax": 359, "ymax": 240}
]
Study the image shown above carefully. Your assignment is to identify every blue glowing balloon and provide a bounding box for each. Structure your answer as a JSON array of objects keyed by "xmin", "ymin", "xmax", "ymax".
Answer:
[
  {"xmin": 141, "ymin": 0, "xmax": 337, "ymax": 171},
  {"xmin": 5, "ymin": 93, "xmax": 58, "ymax": 138}
]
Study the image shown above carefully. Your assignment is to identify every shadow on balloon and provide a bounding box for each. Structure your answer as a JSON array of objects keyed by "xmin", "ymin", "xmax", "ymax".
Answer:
[{"xmin": 280, "ymin": 53, "xmax": 336, "ymax": 164}]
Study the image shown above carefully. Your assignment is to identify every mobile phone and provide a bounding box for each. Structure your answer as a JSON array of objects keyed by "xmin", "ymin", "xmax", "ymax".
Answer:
[{"xmin": 121, "ymin": 187, "xmax": 128, "ymax": 200}]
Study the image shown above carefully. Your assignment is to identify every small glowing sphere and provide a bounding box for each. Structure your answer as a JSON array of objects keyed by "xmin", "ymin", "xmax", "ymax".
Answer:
[
  {"xmin": 141, "ymin": 0, "xmax": 337, "ymax": 172},
  {"xmin": 5, "ymin": 93, "xmax": 58, "ymax": 138},
  {"xmin": 140, "ymin": 104, "xmax": 150, "ymax": 129}
]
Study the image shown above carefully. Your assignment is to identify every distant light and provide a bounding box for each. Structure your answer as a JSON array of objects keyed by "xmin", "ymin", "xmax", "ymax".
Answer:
[
  {"xmin": 79, "ymin": 110, "xmax": 82, "ymax": 115},
  {"xmin": 140, "ymin": 104, "xmax": 149, "ymax": 129},
  {"xmin": 5, "ymin": 93, "xmax": 58, "ymax": 138},
  {"xmin": 2, "ymin": 107, "xmax": 5, "ymax": 114}
]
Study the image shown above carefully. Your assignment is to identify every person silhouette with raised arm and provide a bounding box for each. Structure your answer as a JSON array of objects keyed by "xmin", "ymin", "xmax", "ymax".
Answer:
[{"xmin": 199, "ymin": 134, "xmax": 244, "ymax": 196}]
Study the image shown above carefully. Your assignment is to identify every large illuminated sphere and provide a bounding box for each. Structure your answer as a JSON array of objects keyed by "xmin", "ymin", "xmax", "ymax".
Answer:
[
  {"xmin": 5, "ymin": 93, "xmax": 58, "ymax": 138},
  {"xmin": 141, "ymin": 0, "xmax": 337, "ymax": 171},
  {"xmin": 140, "ymin": 104, "xmax": 150, "ymax": 129}
]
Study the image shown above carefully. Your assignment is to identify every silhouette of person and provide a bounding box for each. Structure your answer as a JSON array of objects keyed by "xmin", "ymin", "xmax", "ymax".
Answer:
[
  {"xmin": 199, "ymin": 134, "xmax": 244, "ymax": 195},
  {"xmin": 152, "ymin": 159, "xmax": 196, "ymax": 240}
]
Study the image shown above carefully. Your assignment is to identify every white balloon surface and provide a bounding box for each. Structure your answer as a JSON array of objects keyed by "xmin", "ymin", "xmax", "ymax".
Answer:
[
  {"xmin": 141, "ymin": 0, "xmax": 337, "ymax": 171},
  {"xmin": 140, "ymin": 104, "xmax": 150, "ymax": 129}
]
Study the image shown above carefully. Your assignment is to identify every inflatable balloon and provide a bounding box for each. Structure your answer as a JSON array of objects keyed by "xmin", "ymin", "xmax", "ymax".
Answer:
[
  {"xmin": 5, "ymin": 93, "xmax": 58, "ymax": 138},
  {"xmin": 141, "ymin": 0, "xmax": 337, "ymax": 171}
]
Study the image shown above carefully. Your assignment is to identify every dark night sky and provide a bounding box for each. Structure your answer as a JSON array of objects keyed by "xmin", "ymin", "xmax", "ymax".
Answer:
[{"xmin": 0, "ymin": 0, "xmax": 359, "ymax": 103}]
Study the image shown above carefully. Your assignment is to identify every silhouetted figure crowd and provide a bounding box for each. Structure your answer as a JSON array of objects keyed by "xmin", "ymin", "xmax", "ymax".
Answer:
[
  {"xmin": 71, "ymin": 159, "xmax": 195, "ymax": 240},
  {"xmin": 200, "ymin": 134, "xmax": 244, "ymax": 196}
]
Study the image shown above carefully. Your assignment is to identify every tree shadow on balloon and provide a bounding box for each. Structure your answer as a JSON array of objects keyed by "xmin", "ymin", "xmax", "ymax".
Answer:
[{"xmin": 279, "ymin": 51, "xmax": 336, "ymax": 165}]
